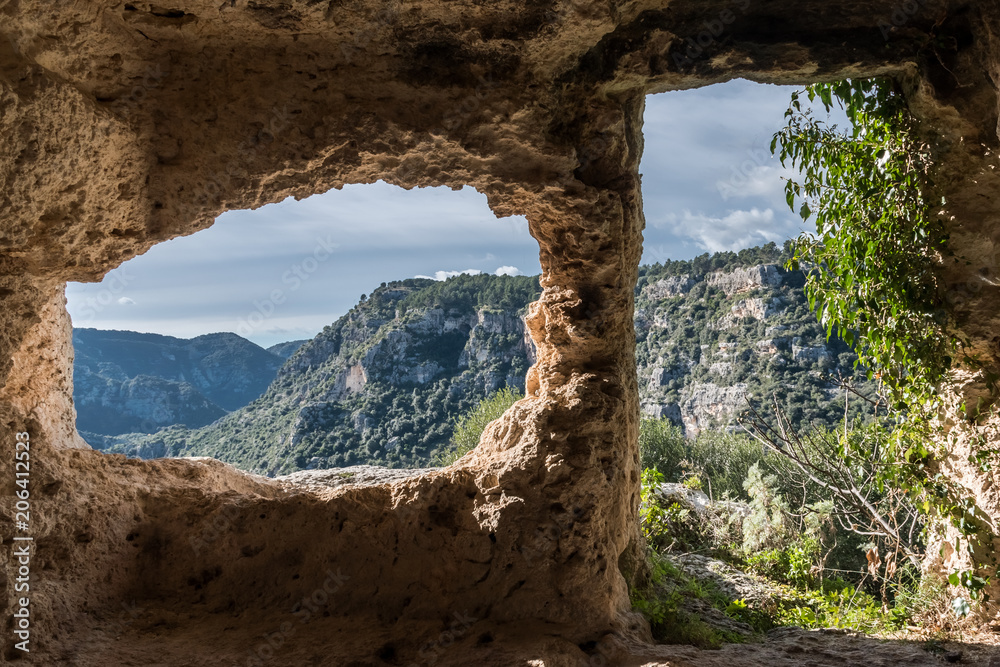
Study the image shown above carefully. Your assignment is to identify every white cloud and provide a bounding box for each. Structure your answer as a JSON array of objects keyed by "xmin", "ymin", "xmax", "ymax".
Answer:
[
  {"xmin": 415, "ymin": 266, "xmax": 521, "ymax": 280},
  {"xmin": 716, "ymin": 164, "xmax": 796, "ymax": 202},
  {"xmin": 415, "ymin": 269, "xmax": 484, "ymax": 281},
  {"xmin": 656, "ymin": 208, "xmax": 784, "ymax": 254},
  {"xmin": 117, "ymin": 297, "xmax": 135, "ymax": 305}
]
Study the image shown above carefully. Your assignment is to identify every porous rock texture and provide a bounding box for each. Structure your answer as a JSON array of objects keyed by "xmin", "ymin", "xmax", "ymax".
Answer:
[{"xmin": 1, "ymin": 1, "xmax": 1000, "ymax": 664}]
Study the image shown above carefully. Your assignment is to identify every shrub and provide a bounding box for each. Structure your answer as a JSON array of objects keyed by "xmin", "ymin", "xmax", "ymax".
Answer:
[
  {"xmin": 686, "ymin": 431, "xmax": 770, "ymax": 501},
  {"xmin": 434, "ymin": 386, "xmax": 523, "ymax": 465},
  {"xmin": 640, "ymin": 419, "xmax": 686, "ymax": 480},
  {"xmin": 742, "ymin": 463, "xmax": 792, "ymax": 554},
  {"xmin": 640, "ymin": 467, "xmax": 744, "ymax": 556},
  {"xmin": 639, "ymin": 419, "xmax": 774, "ymax": 502},
  {"xmin": 630, "ymin": 554, "xmax": 742, "ymax": 649}
]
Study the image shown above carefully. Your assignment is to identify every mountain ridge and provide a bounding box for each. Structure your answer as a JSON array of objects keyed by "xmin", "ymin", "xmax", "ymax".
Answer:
[
  {"xmin": 85, "ymin": 243, "xmax": 871, "ymax": 475},
  {"xmin": 73, "ymin": 328, "xmax": 287, "ymax": 436}
]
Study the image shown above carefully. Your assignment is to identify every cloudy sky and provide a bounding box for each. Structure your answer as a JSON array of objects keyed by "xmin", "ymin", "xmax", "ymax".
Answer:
[{"xmin": 67, "ymin": 79, "xmax": 835, "ymax": 348}]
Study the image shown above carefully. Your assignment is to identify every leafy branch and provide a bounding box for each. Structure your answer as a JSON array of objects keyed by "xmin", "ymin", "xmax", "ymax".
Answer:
[
  {"xmin": 772, "ymin": 78, "xmax": 997, "ymax": 607},
  {"xmin": 772, "ymin": 78, "xmax": 951, "ymax": 413},
  {"xmin": 740, "ymin": 395, "xmax": 923, "ymax": 564}
]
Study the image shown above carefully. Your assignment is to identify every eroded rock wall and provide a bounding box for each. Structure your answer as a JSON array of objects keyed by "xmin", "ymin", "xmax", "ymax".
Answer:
[
  {"xmin": 908, "ymin": 21, "xmax": 1000, "ymax": 603},
  {"xmin": 0, "ymin": 0, "xmax": 998, "ymax": 663}
]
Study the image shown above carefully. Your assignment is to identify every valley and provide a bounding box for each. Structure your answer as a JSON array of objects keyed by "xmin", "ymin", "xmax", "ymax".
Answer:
[{"xmin": 78, "ymin": 243, "xmax": 870, "ymax": 475}]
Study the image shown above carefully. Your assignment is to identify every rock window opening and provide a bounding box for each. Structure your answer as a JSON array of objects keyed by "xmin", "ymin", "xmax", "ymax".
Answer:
[
  {"xmin": 66, "ymin": 182, "xmax": 539, "ymax": 475},
  {"xmin": 636, "ymin": 80, "xmax": 860, "ymax": 442}
]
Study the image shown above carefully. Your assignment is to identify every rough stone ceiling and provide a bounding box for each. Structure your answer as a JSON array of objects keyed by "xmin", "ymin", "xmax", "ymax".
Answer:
[
  {"xmin": 1, "ymin": 1, "xmax": 1000, "ymax": 665},
  {"xmin": 5, "ymin": 0, "xmax": 988, "ymax": 280}
]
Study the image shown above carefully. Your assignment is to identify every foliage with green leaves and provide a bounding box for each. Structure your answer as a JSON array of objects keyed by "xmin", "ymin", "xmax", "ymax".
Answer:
[
  {"xmin": 634, "ymin": 402, "xmax": 978, "ymax": 638},
  {"xmin": 635, "ymin": 456, "xmax": 924, "ymax": 639},
  {"xmin": 639, "ymin": 420, "xmax": 687, "ymax": 481},
  {"xmin": 640, "ymin": 468, "xmax": 673, "ymax": 546},
  {"xmin": 774, "ymin": 78, "xmax": 997, "ymax": 608},
  {"xmin": 637, "ymin": 242, "xmax": 786, "ymax": 283},
  {"xmin": 640, "ymin": 420, "xmax": 778, "ymax": 503},
  {"xmin": 630, "ymin": 553, "xmax": 754, "ymax": 648},
  {"xmin": 436, "ymin": 386, "xmax": 523, "ymax": 465},
  {"xmin": 742, "ymin": 463, "xmax": 793, "ymax": 553},
  {"xmin": 741, "ymin": 398, "xmax": 926, "ymax": 571},
  {"xmin": 399, "ymin": 273, "xmax": 541, "ymax": 313},
  {"xmin": 773, "ymin": 78, "xmax": 949, "ymax": 409}
]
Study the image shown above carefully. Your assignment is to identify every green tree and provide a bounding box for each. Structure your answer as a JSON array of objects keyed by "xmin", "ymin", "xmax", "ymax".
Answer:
[
  {"xmin": 639, "ymin": 418, "xmax": 686, "ymax": 480},
  {"xmin": 687, "ymin": 431, "xmax": 770, "ymax": 501},
  {"xmin": 638, "ymin": 418, "xmax": 775, "ymax": 502},
  {"xmin": 435, "ymin": 386, "xmax": 523, "ymax": 465},
  {"xmin": 773, "ymin": 80, "xmax": 998, "ymax": 604},
  {"xmin": 772, "ymin": 78, "xmax": 948, "ymax": 409}
]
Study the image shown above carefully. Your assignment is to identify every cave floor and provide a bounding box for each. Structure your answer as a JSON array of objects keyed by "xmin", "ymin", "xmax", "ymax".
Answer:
[
  {"xmin": 631, "ymin": 627, "xmax": 1000, "ymax": 667},
  {"xmin": 55, "ymin": 611, "xmax": 1000, "ymax": 666}
]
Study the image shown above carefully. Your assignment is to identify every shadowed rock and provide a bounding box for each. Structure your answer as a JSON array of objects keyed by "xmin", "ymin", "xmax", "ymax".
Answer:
[{"xmin": 1, "ymin": 0, "xmax": 1000, "ymax": 663}]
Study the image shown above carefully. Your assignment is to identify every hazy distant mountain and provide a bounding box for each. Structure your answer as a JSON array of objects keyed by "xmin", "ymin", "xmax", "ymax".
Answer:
[
  {"xmin": 267, "ymin": 339, "xmax": 309, "ymax": 359},
  {"xmin": 73, "ymin": 329, "xmax": 287, "ymax": 437},
  {"xmin": 93, "ymin": 244, "xmax": 871, "ymax": 475}
]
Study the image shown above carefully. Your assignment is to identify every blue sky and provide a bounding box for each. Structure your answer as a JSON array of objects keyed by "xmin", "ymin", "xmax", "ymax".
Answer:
[{"xmin": 67, "ymin": 79, "xmax": 831, "ymax": 348}]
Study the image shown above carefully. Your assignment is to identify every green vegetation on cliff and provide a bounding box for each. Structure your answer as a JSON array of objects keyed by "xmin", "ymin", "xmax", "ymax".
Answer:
[
  {"xmin": 633, "ymin": 416, "xmax": 945, "ymax": 646},
  {"xmin": 636, "ymin": 241, "xmax": 871, "ymax": 433},
  {"xmin": 91, "ymin": 245, "xmax": 872, "ymax": 476},
  {"xmin": 95, "ymin": 275, "xmax": 541, "ymax": 473}
]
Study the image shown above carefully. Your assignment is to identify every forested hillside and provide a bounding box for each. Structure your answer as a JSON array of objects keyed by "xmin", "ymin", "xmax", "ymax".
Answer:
[
  {"xmin": 93, "ymin": 274, "xmax": 541, "ymax": 472},
  {"xmin": 635, "ymin": 242, "xmax": 868, "ymax": 434},
  {"xmin": 90, "ymin": 243, "xmax": 870, "ymax": 475}
]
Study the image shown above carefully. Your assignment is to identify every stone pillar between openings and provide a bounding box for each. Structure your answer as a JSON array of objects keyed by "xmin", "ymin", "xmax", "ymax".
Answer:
[
  {"xmin": 0, "ymin": 276, "xmax": 88, "ymax": 454},
  {"xmin": 471, "ymin": 94, "xmax": 648, "ymax": 637},
  {"xmin": 0, "ymin": 95, "xmax": 652, "ymax": 664}
]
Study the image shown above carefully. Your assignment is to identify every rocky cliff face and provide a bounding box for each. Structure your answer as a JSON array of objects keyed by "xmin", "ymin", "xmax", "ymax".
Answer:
[
  {"xmin": 706, "ymin": 264, "xmax": 785, "ymax": 296},
  {"xmin": 635, "ymin": 249, "xmax": 863, "ymax": 438},
  {"xmin": 98, "ymin": 275, "xmax": 540, "ymax": 473},
  {"xmin": 72, "ymin": 328, "xmax": 285, "ymax": 435},
  {"xmin": 100, "ymin": 252, "xmax": 866, "ymax": 470}
]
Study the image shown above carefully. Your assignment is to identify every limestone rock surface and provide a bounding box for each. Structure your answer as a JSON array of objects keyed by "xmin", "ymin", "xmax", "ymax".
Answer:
[{"xmin": 1, "ymin": 0, "xmax": 1000, "ymax": 663}]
